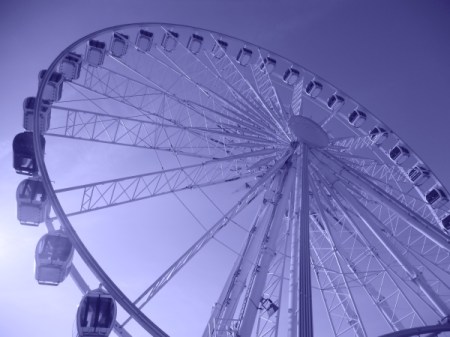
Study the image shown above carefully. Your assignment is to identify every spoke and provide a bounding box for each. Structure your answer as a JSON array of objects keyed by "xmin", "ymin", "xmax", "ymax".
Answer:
[
  {"xmin": 252, "ymin": 50, "xmax": 288, "ymax": 121},
  {"xmin": 107, "ymin": 40, "xmax": 282, "ymax": 142},
  {"xmin": 203, "ymin": 199, "xmax": 275, "ymax": 337},
  {"xmin": 315, "ymin": 151, "xmax": 450, "ymax": 253},
  {"xmin": 46, "ymin": 106, "xmax": 279, "ymax": 160},
  {"xmin": 55, "ymin": 148, "xmax": 282, "ymax": 216},
  {"xmin": 120, "ymin": 150, "xmax": 293, "ymax": 327},
  {"xmin": 238, "ymin": 156, "xmax": 297, "ymax": 337},
  {"xmin": 309, "ymin": 174, "xmax": 367, "ymax": 337},
  {"xmin": 254, "ymin": 226, "xmax": 290, "ymax": 337},
  {"xmin": 205, "ymin": 175, "xmax": 285, "ymax": 337},
  {"xmin": 203, "ymin": 38, "xmax": 290, "ymax": 141},
  {"xmin": 78, "ymin": 62, "xmax": 280, "ymax": 149},
  {"xmin": 322, "ymin": 163, "xmax": 450, "ymax": 318},
  {"xmin": 310, "ymin": 166, "xmax": 429, "ymax": 330},
  {"xmin": 291, "ymin": 77, "xmax": 304, "ymax": 116}
]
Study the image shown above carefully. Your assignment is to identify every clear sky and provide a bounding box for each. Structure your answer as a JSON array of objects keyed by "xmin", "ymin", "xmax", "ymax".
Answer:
[{"xmin": 1, "ymin": 0, "xmax": 450, "ymax": 336}]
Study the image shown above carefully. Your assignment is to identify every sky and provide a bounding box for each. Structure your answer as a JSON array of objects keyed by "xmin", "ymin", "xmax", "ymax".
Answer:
[{"xmin": 1, "ymin": 0, "xmax": 450, "ymax": 336}]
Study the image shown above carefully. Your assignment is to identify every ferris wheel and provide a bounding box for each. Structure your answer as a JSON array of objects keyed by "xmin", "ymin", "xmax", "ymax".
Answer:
[{"xmin": 12, "ymin": 23, "xmax": 450, "ymax": 337}]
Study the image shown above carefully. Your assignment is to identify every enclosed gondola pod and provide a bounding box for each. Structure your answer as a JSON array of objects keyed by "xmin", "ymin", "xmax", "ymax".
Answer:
[
  {"xmin": 211, "ymin": 39, "xmax": 228, "ymax": 59},
  {"xmin": 77, "ymin": 289, "xmax": 117, "ymax": 337},
  {"xmin": 305, "ymin": 80, "xmax": 323, "ymax": 98},
  {"xmin": 16, "ymin": 178, "xmax": 50, "ymax": 226},
  {"xmin": 38, "ymin": 70, "xmax": 64, "ymax": 102},
  {"xmin": 23, "ymin": 96, "xmax": 51, "ymax": 133},
  {"xmin": 135, "ymin": 29, "xmax": 153, "ymax": 52},
  {"xmin": 59, "ymin": 52, "xmax": 82, "ymax": 81},
  {"xmin": 348, "ymin": 109, "xmax": 367, "ymax": 128},
  {"xmin": 12, "ymin": 131, "xmax": 45, "ymax": 175},
  {"xmin": 369, "ymin": 126, "xmax": 388, "ymax": 145},
  {"xmin": 110, "ymin": 32, "xmax": 129, "ymax": 58},
  {"xmin": 187, "ymin": 33, "xmax": 203, "ymax": 54},
  {"xmin": 35, "ymin": 230, "xmax": 74, "ymax": 285}
]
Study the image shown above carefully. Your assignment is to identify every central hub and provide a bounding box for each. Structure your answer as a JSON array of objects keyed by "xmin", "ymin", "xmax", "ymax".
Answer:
[{"xmin": 288, "ymin": 115, "xmax": 329, "ymax": 148}]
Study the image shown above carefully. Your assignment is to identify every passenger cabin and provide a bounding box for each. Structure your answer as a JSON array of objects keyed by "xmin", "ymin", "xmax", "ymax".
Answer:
[
  {"xmin": 259, "ymin": 57, "xmax": 276, "ymax": 73},
  {"xmin": 38, "ymin": 70, "xmax": 64, "ymax": 102},
  {"xmin": 77, "ymin": 289, "xmax": 117, "ymax": 337},
  {"xmin": 327, "ymin": 94, "xmax": 345, "ymax": 112},
  {"xmin": 426, "ymin": 187, "xmax": 448, "ymax": 208},
  {"xmin": 35, "ymin": 231, "xmax": 74, "ymax": 285},
  {"xmin": 161, "ymin": 31, "xmax": 178, "ymax": 52},
  {"xmin": 187, "ymin": 34, "xmax": 203, "ymax": 54},
  {"xmin": 135, "ymin": 29, "xmax": 153, "ymax": 52},
  {"xmin": 110, "ymin": 32, "xmax": 129, "ymax": 58},
  {"xmin": 348, "ymin": 110, "xmax": 367, "ymax": 127},
  {"xmin": 442, "ymin": 214, "xmax": 450, "ymax": 230},
  {"xmin": 408, "ymin": 166, "xmax": 430, "ymax": 185},
  {"xmin": 211, "ymin": 40, "xmax": 228, "ymax": 59},
  {"xmin": 305, "ymin": 80, "xmax": 323, "ymax": 98},
  {"xmin": 16, "ymin": 179, "xmax": 49, "ymax": 226},
  {"xmin": 23, "ymin": 97, "xmax": 51, "ymax": 133},
  {"xmin": 59, "ymin": 52, "xmax": 82, "ymax": 81},
  {"xmin": 389, "ymin": 145, "xmax": 410, "ymax": 164},
  {"xmin": 369, "ymin": 127, "xmax": 388, "ymax": 145},
  {"xmin": 13, "ymin": 132, "xmax": 45, "ymax": 175},
  {"xmin": 283, "ymin": 68, "xmax": 300, "ymax": 86},
  {"xmin": 86, "ymin": 40, "xmax": 107, "ymax": 66},
  {"xmin": 236, "ymin": 47, "xmax": 253, "ymax": 66}
]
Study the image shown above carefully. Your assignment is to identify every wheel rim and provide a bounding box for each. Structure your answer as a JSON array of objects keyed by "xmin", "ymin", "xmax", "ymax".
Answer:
[{"xmin": 32, "ymin": 23, "xmax": 450, "ymax": 337}]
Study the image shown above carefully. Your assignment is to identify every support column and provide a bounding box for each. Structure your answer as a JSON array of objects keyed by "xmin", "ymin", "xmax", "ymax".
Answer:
[
  {"xmin": 288, "ymin": 181, "xmax": 300, "ymax": 337},
  {"xmin": 238, "ymin": 160, "xmax": 296, "ymax": 337},
  {"xmin": 298, "ymin": 143, "xmax": 314, "ymax": 337}
]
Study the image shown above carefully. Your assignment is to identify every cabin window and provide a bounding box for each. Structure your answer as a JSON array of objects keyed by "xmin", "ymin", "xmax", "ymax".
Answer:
[
  {"xmin": 327, "ymin": 94, "xmax": 345, "ymax": 112},
  {"xmin": 236, "ymin": 47, "xmax": 253, "ymax": 66},
  {"xmin": 283, "ymin": 68, "xmax": 300, "ymax": 85},
  {"xmin": 161, "ymin": 31, "xmax": 178, "ymax": 52},
  {"xmin": 211, "ymin": 40, "xmax": 228, "ymax": 59},
  {"xmin": 187, "ymin": 34, "xmax": 203, "ymax": 54},
  {"xmin": 305, "ymin": 81, "xmax": 322, "ymax": 97},
  {"xmin": 135, "ymin": 30, "xmax": 153, "ymax": 52},
  {"xmin": 348, "ymin": 110, "xmax": 367, "ymax": 127}
]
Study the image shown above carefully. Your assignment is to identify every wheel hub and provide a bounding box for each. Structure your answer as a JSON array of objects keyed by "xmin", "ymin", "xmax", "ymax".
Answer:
[{"xmin": 288, "ymin": 115, "xmax": 329, "ymax": 148}]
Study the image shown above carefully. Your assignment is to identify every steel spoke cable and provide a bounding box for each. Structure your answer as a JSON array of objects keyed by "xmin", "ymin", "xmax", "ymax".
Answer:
[
  {"xmin": 152, "ymin": 29, "xmax": 288, "ymax": 142},
  {"xmin": 111, "ymin": 43, "xmax": 281, "ymax": 143},
  {"xmin": 108, "ymin": 54, "xmax": 271, "ymax": 140},
  {"xmin": 202, "ymin": 41, "xmax": 289, "ymax": 141},
  {"xmin": 206, "ymin": 35, "xmax": 290, "ymax": 139},
  {"xmin": 49, "ymin": 105, "xmax": 277, "ymax": 146},
  {"xmin": 120, "ymin": 150, "xmax": 293, "ymax": 327},
  {"xmin": 315, "ymin": 150, "xmax": 449, "ymax": 251},
  {"xmin": 322, "ymin": 166, "xmax": 450, "ymax": 318},
  {"xmin": 78, "ymin": 63, "xmax": 283, "ymax": 154},
  {"xmin": 309, "ymin": 164, "xmax": 429, "ymax": 329},
  {"xmin": 78, "ymin": 66, "xmax": 265, "ymax": 144},
  {"xmin": 251, "ymin": 48, "xmax": 289, "ymax": 125}
]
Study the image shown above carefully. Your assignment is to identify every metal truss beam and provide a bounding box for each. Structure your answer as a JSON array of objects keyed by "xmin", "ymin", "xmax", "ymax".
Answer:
[
  {"xmin": 47, "ymin": 106, "xmax": 275, "ymax": 159},
  {"xmin": 238, "ymin": 156, "xmax": 296, "ymax": 336},
  {"xmin": 105, "ymin": 44, "xmax": 282, "ymax": 142},
  {"xmin": 379, "ymin": 323, "xmax": 450, "ymax": 337},
  {"xmin": 317, "ymin": 151, "xmax": 450, "ymax": 253},
  {"xmin": 55, "ymin": 149, "xmax": 280, "ymax": 216},
  {"xmin": 309, "ymin": 166, "xmax": 427, "ymax": 332}
]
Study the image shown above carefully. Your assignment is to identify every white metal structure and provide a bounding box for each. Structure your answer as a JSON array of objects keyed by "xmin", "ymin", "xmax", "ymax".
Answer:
[{"xmin": 18, "ymin": 23, "xmax": 450, "ymax": 337}]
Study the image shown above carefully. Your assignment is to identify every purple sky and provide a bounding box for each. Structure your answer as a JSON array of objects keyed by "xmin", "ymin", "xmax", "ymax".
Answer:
[{"xmin": 1, "ymin": 0, "xmax": 450, "ymax": 336}]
